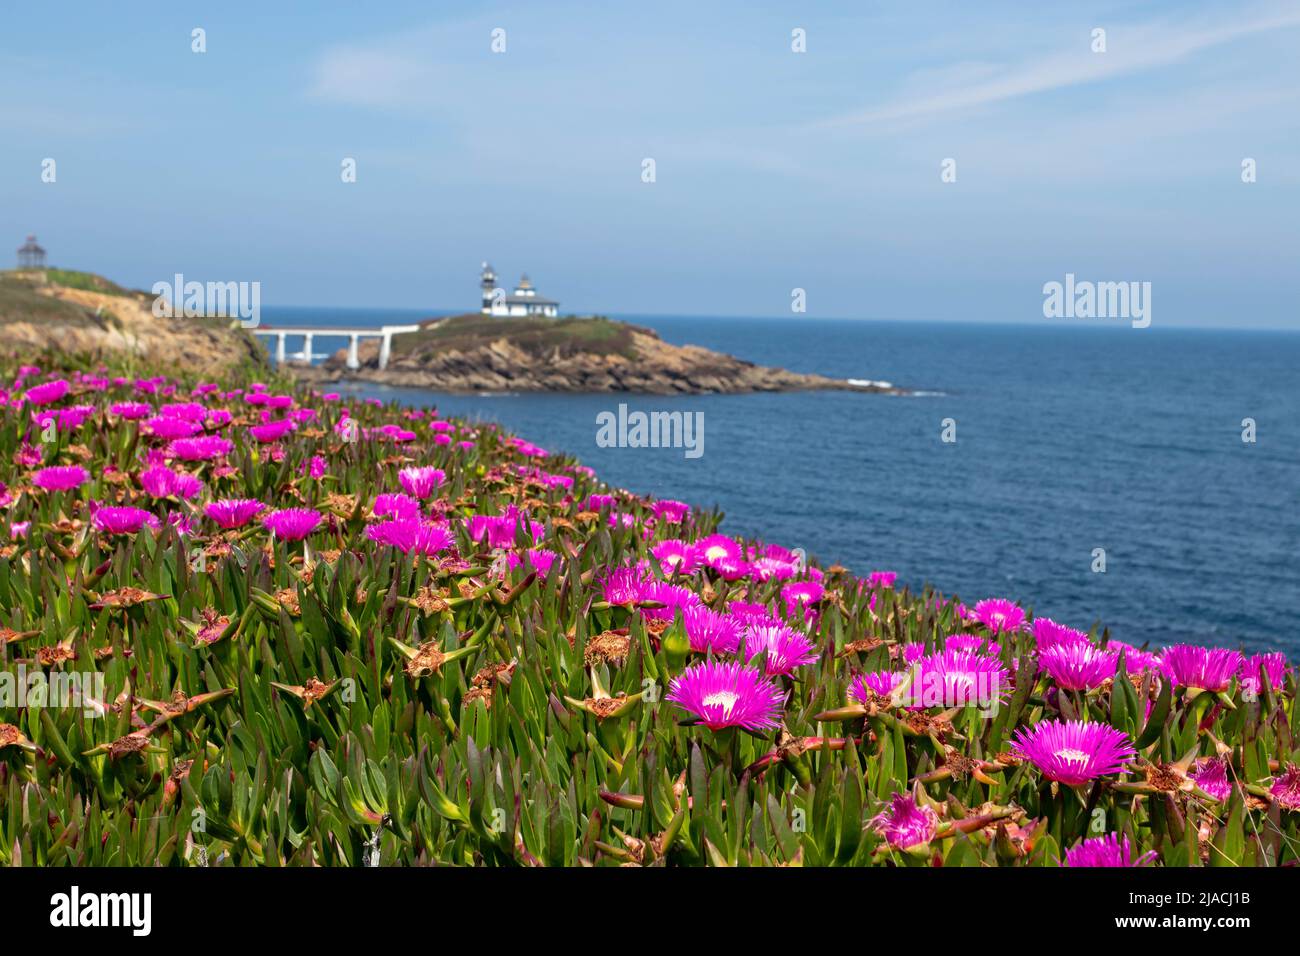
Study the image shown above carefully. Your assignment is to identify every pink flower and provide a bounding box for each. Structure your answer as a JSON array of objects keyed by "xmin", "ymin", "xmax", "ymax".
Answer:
[
  {"xmin": 92, "ymin": 506, "xmax": 160, "ymax": 535},
  {"xmin": 1032, "ymin": 617, "xmax": 1090, "ymax": 650},
  {"xmin": 1160, "ymin": 645, "xmax": 1243, "ymax": 693},
  {"xmin": 263, "ymin": 508, "xmax": 322, "ymax": 541},
  {"xmin": 1013, "ymin": 719, "xmax": 1135, "ymax": 786},
  {"xmin": 168, "ymin": 436, "xmax": 233, "ymax": 461},
  {"xmin": 651, "ymin": 539, "xmax": 701, "ymax": 576},
  {"xmin": 742, "ymin": 623, "xmax": 819, "ymax": 677},
  {"xmin": 1063, "ymin": 833, "xmax": 1157, "ymax": 868},
  {"xmin": 871, "ymin": 792, "xmax": 938, "ymax": 851},
  {"xmin": 206, "ymin": 498, "xmax": 267, "ymax": 529},
  {"xmin": 139, "ymin": 465, "xmax": 203, "ymax": 500},
  {"xmin": 249, "ymin": 419, "xmax": 296, "ymax": 443},
  {"xmin": 32, "ymin": 465, "xmax": 89, "ymax": 492},
  {"xmin": 366, "ymin": 518, "xmax": 454, "ymax": 555},
  {"xmin": 682, "ymin": 607, "xmax": 743, "ymax": 655},
  {"xmin": 110, "ymin": 403, "xmax": 152, "ymax": 421},
  {"xmin": 397, "ymin": 466, "xmax": 445, "ymax": 499},
  {"xmin": 1270, "ymin": 764, "xmax": 1300, "ymax": 811},
  {"xmin": 973, "ymin": 599, "xmax": 1026, "ymax": 634},
  {"xmin": 143, "ymin": 416, "xmax": 201, "ymax": 440},
  {"xmin": 665, "ymin": 661, "xmax": 784, "ymax": 732},
  {"xmin": 373, "ymin": 493, "xmax": 422, "ymax": 521},
  {"xmin": 23, "ymin": 379, "xmax": 70, "ymax": 406},
  {"xmin": 1038, "ymin": 641, "xmax": 1118, "ymax": 691}
]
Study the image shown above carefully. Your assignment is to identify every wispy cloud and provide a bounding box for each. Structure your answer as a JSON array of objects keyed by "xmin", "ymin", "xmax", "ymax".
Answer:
[{"xmin": 817, "ymin": 6, "xmax": 1300, "ymax": 129}]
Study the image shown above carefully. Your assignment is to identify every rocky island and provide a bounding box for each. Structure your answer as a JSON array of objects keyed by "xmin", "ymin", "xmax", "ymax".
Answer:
[{"xmin": 292, "ymin": 313, "xmax": 904, "ymax": 395}]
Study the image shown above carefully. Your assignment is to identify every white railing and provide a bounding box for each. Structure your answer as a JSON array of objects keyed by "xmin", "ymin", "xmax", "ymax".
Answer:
[{"xmin": 252, "ymin": 325, "xmax": 421, "ymax": 370}]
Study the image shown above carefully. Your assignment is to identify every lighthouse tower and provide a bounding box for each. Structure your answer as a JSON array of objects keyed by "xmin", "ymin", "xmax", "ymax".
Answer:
[{"xmin": 479, "ymin": 262, "xmax": 498, "ymax": 314}]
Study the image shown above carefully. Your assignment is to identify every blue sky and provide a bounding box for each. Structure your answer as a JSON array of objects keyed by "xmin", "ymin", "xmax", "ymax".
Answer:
[{"xmin": 3, "ymin": 0, "xmax": 1297, "ymax": 327}]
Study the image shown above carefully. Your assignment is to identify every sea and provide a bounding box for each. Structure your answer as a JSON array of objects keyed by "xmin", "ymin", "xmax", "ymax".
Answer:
[{"xmin": 260, "ymin": 307, "xmax": 1300, "ymax": 655}]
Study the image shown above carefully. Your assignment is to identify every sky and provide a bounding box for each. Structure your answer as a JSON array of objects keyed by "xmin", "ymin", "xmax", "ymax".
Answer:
[{"xmin": 2, "ymin": 0, "xmax": 1298, "ymax": 327}]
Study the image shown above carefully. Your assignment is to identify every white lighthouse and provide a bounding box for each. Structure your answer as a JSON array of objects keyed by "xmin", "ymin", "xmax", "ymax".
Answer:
[{"xmin": 479, "ymin": 262, "xmax": 560, "ymax": 317}]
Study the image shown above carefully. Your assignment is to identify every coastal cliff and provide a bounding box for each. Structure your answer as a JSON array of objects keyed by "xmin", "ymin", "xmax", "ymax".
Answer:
[
  {"xmin": 293, "ymin": 313, "xmax": 902, "ymax": 395},
  {"xmin": 0, "ymin": 269, "xmax": 267, "ymax": 378}
]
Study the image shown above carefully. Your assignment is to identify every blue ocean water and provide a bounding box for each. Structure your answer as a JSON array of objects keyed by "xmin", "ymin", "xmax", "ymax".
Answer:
[{"xmin": 261, "ymin": 307, "xmax": 1300, "ymax": 654}]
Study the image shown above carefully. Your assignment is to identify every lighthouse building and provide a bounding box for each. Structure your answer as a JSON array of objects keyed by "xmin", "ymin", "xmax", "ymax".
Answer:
[{"xmin": 480, "ymin": 263, "xmax": 559, "ymax": 317}]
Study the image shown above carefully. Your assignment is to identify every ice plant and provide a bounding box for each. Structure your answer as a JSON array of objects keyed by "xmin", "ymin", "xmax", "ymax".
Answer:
[
  {"xmin": 665, "ymin": 661, "xmax": 784, "ymax": 731},
  {"xmin": 1063, "ymin": 833, "xmax": 1157, "ymax": 868},
  {"xmin": 651, "ymin": 539, "xmax": 701, "ymax": 576},
  {"xmin": 397, "ymin": 466, "xmax": 445, "ymax": 499},
  {"xmin": 1031, "ymin": 617, "xmax": 1089, "ymax": 650},
  {"xmin": 23, "ymin": 379, "xmax": 70, "ymax": 406},
  {"xmin": 1238, "ymin": 652, "xmax": 1287, "ymax": 697},
  {"xmin": 742, "ymin": 623, "xmax": 819, "ymax": 676},
  {"xmin": 1191, "ymin": 757, "xmax": 1232, "ymax": 802},
  {"xmin": 32, "ymin": 465, "xmax": 89, "ymax": 491},
  {"xmin": 373, "ymin": 493, "xmax": 422, "ymax": 521},
  {"xmin": 1271, "ymin": 765, "xmax": 1300, "ymax": 811},
  {"xmin": 682, "ymin": 606, "xmax": 743, "ymax": 655},
  {"xmin": 92, "ymin": 506, "xmax": 160, "ymax": 535},
  {"xmin": 904, "ymin": 649, "xmax": 1010, "ymax": 709},
  {"xmin": 1160, "ymin": 644, "xmax": 1243, "ymax": 693},
  {"xmin": 206, "ymin": 498, "xmax": 267, "ymax": 529},
  {"xmin": 366, "ymin": 518, "xmax": 454, "ymax": 556},
  {"xmin": 871, "ymin": 792, "xmax": 938, "ymax": 851},
  {"xmin": 169, "ymin": 436, "xmax": 233, "ymax": 461},
  {"xmin": 1012, "ymin": 719, "xmax": 1135, "ymax": 786},
  {"xmin": 974, "ymin": 598, "xmax": 1025, "ymax": 634},
  {"xmin": 1037, "ymin": 641, "xmax": 1118, "ymax": 691},
  {"xmin": 263, "ymin": 508, "xmax": 322, "ymax": 541}
]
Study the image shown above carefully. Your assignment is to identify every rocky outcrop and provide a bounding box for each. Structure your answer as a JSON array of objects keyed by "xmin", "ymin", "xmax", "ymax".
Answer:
[
  {"xmin": 294, "ymin": 315, "xmax": 903, "ymax": 395},
  {"xmin": 0, "ymin": 270, "xmax": 267, "ymax": 378}
]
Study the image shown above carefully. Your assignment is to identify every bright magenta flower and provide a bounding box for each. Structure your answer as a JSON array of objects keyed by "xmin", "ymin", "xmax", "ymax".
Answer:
[
  {"xmin": 1013, "ymin": 719, "xmax": 1135, "ymax": 786},
  {"xmin": 144, "ymin": 416, "xmax": 201, "ymax": 440},
  {"xmin": 850, "ymin": 670, "xmax": 908, "ymax": 703},
  {"xmin": 92, "ymin": 506, "xmax": 160, "ymax": 535},
  {"xmin": 139, "ymin": 465, "xmax": 202, "ymax": 500},
  {"xmin": 249, "ymin": 419, "xmax": 296, "ymax": 443},
  {"xmin": 109, "ymin": 403, "xmax": 149, "ymax": 421},
  {"xmin": 635, "ymin": 581, "xmax": 703, "ymax": 622},
  {"xmin": 397, "ymin": 466, "xmax": 445, "ymax": 499},
  {"xmin": 1238, "ymin": 652, "xmax": 1288, "ymax": 697},
  {"xmin": 205, "ymin": 498, "xmax": 267, "ymax": 529},
  {"xmin": 1271, "ymin": 765, "xmax": 1300, "ymax": 811},
  {"xmin": 1031, "ymin": 617, "xmax": 1090, "ymax": 650},
  {"xmin": 373, "ymin": 493, "xmax": 422, "ymax": 521},
  {"xmin": 1038, "ymin": 641, "xmax": 1118, "ymax": 691},
  {"xmin": 974, "ymin": 599, "xmax": 1025, "ymax": 634},
  {"xmin": 665, "ymin": 661, "xmax": 784, "ymax": 731},
  {"xmin": 899, "ymin": 649, "xmax": 1010, "ymax": 709},
  {"xmin": 742, "ymin": 623, "xmax": 818, "ymax": 676},
  {"xmin": 32, "ymin": 465, "xmax": 89, "ymax": 491},
  {"xmin": 682, "ymin": 606, "xmax": 743, "ymax": 654},
  {"xmin": 1159, "ymin": 644, "xmax": 1243, "ymax": 692},
  {"xmin": 366, "ymin": 518, "xmax": 454, "ymax": 555},
  {"xmin": 1063, "ymin": 833, "xmax": 1157, "ymax": 867},
  {"xmin": 263, "ymin": 508, "xmax": 322, "ymax": 541},
  {"xmin": 1191, "ymin": 756, "xmax": 1232, "ymax": 801},
  {"xmin": 651, "ymin": 539, "xmax": 701, "ymax": 576},
  {"xmin": 169, "ymin": 436, "xmax": 233, "ymax": 461},
  {"xmin": 23, "ymin": 379, "xmax": 70, "ymax": 406},
  {"xmin": 871, "ymin": 792, "xmax": 938, "ymax": 851}
]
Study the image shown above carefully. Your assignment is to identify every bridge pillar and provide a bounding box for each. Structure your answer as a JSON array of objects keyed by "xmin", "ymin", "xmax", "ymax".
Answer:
[
  {"xmin": 300, "ymin": 333, "xmax": 314, "ymax": 363},
  {"xmin": 378, "ymin": 331, "xmax": 393, "ymax": 370},
  {"xmin": 347, "ymin": 334, "xmax": 360, "ymax": 370},
  {"xmin": 275, "ymin": 333, "xmax": 286, "ymax": 364}
]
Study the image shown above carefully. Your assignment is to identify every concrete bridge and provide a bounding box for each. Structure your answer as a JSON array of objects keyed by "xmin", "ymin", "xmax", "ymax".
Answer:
[{"xmin": 253, "ymin": 325, "xmax": 421, "ymax": 370}]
